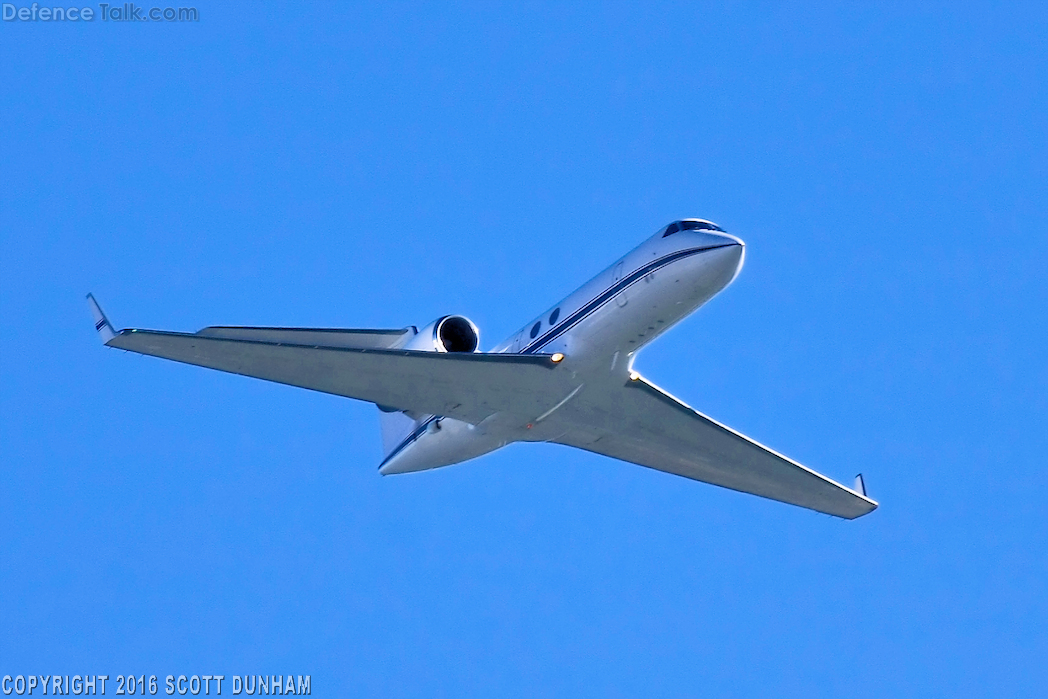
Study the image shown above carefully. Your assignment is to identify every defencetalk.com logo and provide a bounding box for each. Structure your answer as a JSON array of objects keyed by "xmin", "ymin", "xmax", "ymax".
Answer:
[{"xmin": 3, "ymin": 3, "xmax": 199, "ymax": 21}]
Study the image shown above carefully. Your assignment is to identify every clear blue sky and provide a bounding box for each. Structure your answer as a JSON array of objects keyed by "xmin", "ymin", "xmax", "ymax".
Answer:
[{"xmin": 2, "ymin": 3, "xmax": 1046, "ymax": 696}]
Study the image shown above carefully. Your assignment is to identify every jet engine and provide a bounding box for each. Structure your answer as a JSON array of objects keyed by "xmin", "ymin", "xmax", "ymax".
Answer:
[{"xmin": 404, "ymin": 315, "xmax": 481, "ymax": 353}]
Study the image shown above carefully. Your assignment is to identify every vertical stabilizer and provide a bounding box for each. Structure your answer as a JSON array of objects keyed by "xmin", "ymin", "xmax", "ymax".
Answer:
[{"xmin": 377, "ymin": 406, "xmax": 419, "ymax": 460}]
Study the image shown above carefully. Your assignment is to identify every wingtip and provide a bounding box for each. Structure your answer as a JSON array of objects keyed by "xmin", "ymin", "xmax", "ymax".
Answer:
[
  {"xmin": 852, "ymin": 473, "xmax": 879, "ymax": 518},
  {"xmin": 86, "ymin": 293, "xmax": 117, "ymax": 344}
]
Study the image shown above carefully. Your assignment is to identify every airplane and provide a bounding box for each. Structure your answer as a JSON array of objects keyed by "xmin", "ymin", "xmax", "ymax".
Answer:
[{"xmin": 87, "ymin": 219, "xmax": 877, "ymax": 519}]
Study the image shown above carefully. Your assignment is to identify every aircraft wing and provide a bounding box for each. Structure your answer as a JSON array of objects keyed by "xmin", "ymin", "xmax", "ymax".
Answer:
[
  {"xmin": 195, "ymin": 325, "xmax": 417, "ymax": 349},
  {"xmin": 87, "ymin": 296, "xmax": 569, "ymax": 425},
  {"xmin": 553, "ymin": 374, "xmax": 878, "ymax": 519}
]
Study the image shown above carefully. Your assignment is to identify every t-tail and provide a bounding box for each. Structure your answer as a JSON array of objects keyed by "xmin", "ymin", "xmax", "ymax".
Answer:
[{"xmin": 377, "ymin": 406, "xmax": 422, "ymax": 463}]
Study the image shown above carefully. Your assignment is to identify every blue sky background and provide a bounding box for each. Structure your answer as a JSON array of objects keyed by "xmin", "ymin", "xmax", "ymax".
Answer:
[{"xmin": 2, "ymin": 3, "xmax": 1046, "ymax": 696}]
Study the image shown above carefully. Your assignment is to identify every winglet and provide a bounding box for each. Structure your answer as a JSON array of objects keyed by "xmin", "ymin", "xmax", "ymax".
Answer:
[
  {"xmin": 854, "ymin": 473, "xmax": 867, "ymax": 497},
  {"xmin": 86, "ymin": 293, "xmax": 117, "ymax": 344}
]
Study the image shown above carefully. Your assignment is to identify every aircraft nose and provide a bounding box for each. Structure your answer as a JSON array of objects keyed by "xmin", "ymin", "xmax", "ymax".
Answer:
[
  {"xmin": 687, "ymin": 228, "xmax": 743, "ymax": 249},
  {"xmin": 704, "ymin": 234, "xmax": 746, "ymax": 285}
]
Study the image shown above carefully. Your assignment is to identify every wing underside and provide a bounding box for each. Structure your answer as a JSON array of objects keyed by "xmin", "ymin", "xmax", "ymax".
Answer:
[
  {"xmin": 552, "ymin": 375, "xmax": 878, "ymax": 519},
  {"xmin": 105, "ymin": 328, "xmax": 569, "ymax": 425}
]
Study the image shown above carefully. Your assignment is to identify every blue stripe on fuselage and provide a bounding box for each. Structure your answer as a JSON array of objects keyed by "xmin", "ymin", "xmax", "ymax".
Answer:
[{"xmin": 519, "ymin": 243, "xmax": 733, "ymax": 354}]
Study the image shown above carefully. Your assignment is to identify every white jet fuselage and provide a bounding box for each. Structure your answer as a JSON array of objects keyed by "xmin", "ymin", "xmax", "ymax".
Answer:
[
  {"xmin": 379, "ymin": 224, "xmax": 746, "ymax": 475},
  {"xmin": 90, "ymin": 217, "xmax": 877, "ymax": 518}
]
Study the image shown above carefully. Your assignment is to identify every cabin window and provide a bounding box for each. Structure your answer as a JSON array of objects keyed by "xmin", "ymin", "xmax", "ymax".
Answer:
[
  {"xmin": 530, "ymin": 321, "xmax": 541, "ymax": 339},
  {"xmin": 549, "ymin": 308, "xmax": 560, "ymax": 325}
]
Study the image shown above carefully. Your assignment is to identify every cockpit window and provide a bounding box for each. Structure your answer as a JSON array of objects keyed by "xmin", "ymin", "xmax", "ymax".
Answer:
[
  {"xmin": 682, "ymin": 220, "xmax": 725, "ymax": 232},
  {"xmin": 662, "ymin": 219, "xmax": 725, "ymax": 236}
]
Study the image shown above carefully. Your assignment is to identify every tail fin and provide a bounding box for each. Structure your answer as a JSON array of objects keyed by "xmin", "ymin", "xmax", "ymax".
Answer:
[{"xmin": 377, "ymin": 406, "xmax": 419, "ymax": 460}]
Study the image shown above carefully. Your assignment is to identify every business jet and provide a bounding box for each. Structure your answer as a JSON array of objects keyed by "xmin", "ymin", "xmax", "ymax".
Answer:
[{"xmin": 88, "ymin": 219, "xmax": 877, "ymax": 518}]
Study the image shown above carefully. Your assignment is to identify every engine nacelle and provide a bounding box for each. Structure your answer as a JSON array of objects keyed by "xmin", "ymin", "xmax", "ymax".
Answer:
[{"xmin": 404, "ymin": 315, "xmax": 480, "ymax": 353}]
